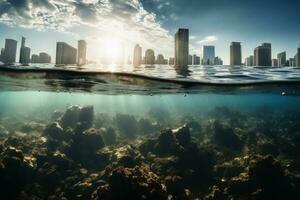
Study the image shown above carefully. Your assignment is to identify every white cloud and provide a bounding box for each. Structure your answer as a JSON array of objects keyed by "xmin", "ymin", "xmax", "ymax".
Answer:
[
  {"xmin": 0, "ymin": 0, "xmax": 174, "ymax": 58},
  {"xmin": 197, "ymin": 35, "xmax": 218, "ymax": 44}
]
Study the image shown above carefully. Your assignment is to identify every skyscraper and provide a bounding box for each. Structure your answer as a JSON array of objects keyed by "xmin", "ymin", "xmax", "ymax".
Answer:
[
  {"xmin": 133, "ymin": 44, "xmax": 142, "ymax": 67},
  {"xmin": 272, "ymin": 59, "xmax": 278, "ymax": 67},
  {"xmin": 31, "ymin": 54, "xmax": 39, "ymax": 63},
  {"xmin": 0, "ymin": 48, "xmax": 4, "ymax": 62},
  {"xmin": 175, "ymin": 28, "xmax": 189, "ymax": 67},
  {"xmin": 56, "ymin": 42, "xmax": 77, "ymax": 65},
  {"xmin": 254, "ymin": 43, "xmax": 271, "ymax": 66},
  {"xmin": 202, "ymin": 46, "xmax": 215, "ymax": 65},
  {"xmin": 214, "ymin": 56, "xmax": 223, "ymax": 65},
  {"xmin": 230, "ymin": 42, "xmax": 242, "ymax": 65},
  {"xmin": 245, "ymin": 56, "xmax": 254, "ymax": 66},
  {"xmin": 19, "ymin": 37, "xmax": 31, "ymax": 64},
  {"xmin": 193, "ymin": 54, "xmax": 200, "ymax": 65},
  {"xmin": 289, "ymin": 58, "xmax": 295, "ymax": 67},
  {"xmin": 296, "ymin": 46, "xmax": 300, "ymax": 67},
  {"xmin": 78, "ymin": 40, "xmax": 87, "ymax": 66},
  {"xmin": 3, "ymin": 39, "xmax": 17, "ymax": 64},
  {"xmin": 144, "ymin": 49, "xmax": 155, "ymax": 65},
  {"xmin": 169, "ymin": 57, "xmax": 175, "ymax": 65},
  {"xmin": 156, "ymin": 54, "xmax": 165, "ymax": 64},
  {"xmin": 39, "ymin": 52, "xmax": 51, "ymax": 63},
  {"xmin": 277, "ymin": 51, "xmax": 286, "ymax": 67}
]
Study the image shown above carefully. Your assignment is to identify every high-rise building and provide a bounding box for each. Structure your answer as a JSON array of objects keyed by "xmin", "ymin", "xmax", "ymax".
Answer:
[
  {"xmin": 3, "ymin": 39, "xmax": 17, "ymax": 64},
  {"xmin": 19, "ymin": 37, "xmax": 31, "ymax": 64},
  {"xmin": 230, "ymin": 42, "xmax": 242, "ymax": 65},
  {"xmin": 56, "ymin": 42, "xmax": 77, "ymax": 65},
  {"xmin": 175, "ymin": 28, "xmax": 189, "ymax": 67},
  {"xmin": 202, "ymin": 46, "xmax": 215, "ymax": 65},
  {"xmin": 188, "ymin": 55, "xmax": 193, "ymax": 65},
  {"xmin": 193, "ymin": 54, "xmax": 200, "ymax": 65},
  {"xmin": 156, "ymin": 54, "xmax": 165, "ymax": 64},
  {"xmin": 277, "ymin": 51, "xmax": 286, "ymax": 67},
  {"xmin": 272, "ymin": 59, "xmax": 278, "ymax": 67},
  {"xmin": 296, "ymin": 47, "xmax": 300, "ymax": 67},
  {"xmin": 133, "ymin": 44, "xmax": 142, "ymax": 67},
  {"xmin": 169, "ymin": 57, "xmax": 175, "ymax": 65},
  {"xmin": 245, "ymin": 56, "xmax": 254, "ymax": 66},
  {"xmin": 31, "ymin": 54, "xmax": 39, "ymax": 63},
  {"xmin": 39, "ymin": 52, "xmax": 51, "ymax": 63},
  {"xmin": 0, "ymin": 48, "xmax": 4, "ymax": 62},
  {"xmin": 144, "ymin": 49, "xmax": 155, "ymax": 65},
  {"xmin": 289, "ymin": 58, "xmax": 295, "ymax": 67},
  {"xmin": 77, "ymin": 40, "xmax": 87, "ymax": 66},
  {"xmin": 254, "ymin": 43, "xmax": 271, "ymax": 66},
  {"xmin": 214, "ymin": 56, "xmax": 223, "ymax": 65}
]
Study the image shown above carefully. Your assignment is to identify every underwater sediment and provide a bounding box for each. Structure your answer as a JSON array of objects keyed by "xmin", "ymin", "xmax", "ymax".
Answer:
[{"xmin": 0, "ymin": 104, "xmax": 300, "ymax": 200}]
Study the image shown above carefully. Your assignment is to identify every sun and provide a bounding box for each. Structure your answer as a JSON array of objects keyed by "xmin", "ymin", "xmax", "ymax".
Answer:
[{"xmin": 103, "ymin": 37, "xmax": 124, "ymax": 64}]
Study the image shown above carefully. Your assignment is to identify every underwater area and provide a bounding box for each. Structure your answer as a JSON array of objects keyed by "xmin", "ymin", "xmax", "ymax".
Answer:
[{"xmin": 0, "ymin": 65, "xmax": 300, "ymax": 199}]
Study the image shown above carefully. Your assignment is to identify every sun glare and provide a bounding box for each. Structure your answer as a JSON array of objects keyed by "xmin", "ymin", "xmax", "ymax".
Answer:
[{"xmin": 103, "ymin": 37, "xmax": 124, "ymax": 65}]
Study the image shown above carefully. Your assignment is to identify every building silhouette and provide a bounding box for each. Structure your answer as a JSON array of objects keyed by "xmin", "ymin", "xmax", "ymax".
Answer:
[
  {"xmin": 77, "ymin": 40, "xmax": 87, "ymax": 66},
  {"xmin": 202, "ymin": 46, "xmax": 215, "ymax": 65},
  {"xmin": 2, "ymin": 39, "xmax": 17, "ymax": 64},
  {"xmin": 277, "ymin": 51, "xmax": 286, "ymax": 67},
  {"xmin": 133, "ymin": 44, "xmax": 142, "ymax": 67},
  {"xmin": 0, "ymin": 48, "xmax": 4, "ymax": 62},
  {"xmin": 245, "ymin": 56, "xmax": 254, "ymax": 66},
  {"xmin": 156, "ymin": 54, "xmax": 165, "ymax": 64},
  {"xmin": 188, "ymin": 54, "xmax": 193, "ymax": 65},
  {"xmin": 254, "ymin": 43, "xmax": 271, "ymax": 66},
  {"xmin": 214, "ymin": 56, "xmax": 223, "ymax": 65},
  {"xmin": 31, "ymin": 54, "xmax": 39, "ymax": 63},
  {"xmin": 19, "ymin": 37, "xmax": 31, "ymax": 64},
  {"xmin": 289, "ymin": 58, "xmax": 295, "ymax": 67},
  {"xmin": 296, "ymin": 46, "xmax": 300, "ymax": 67},
  {"xmin": 272, "ymin": 59, "xmax": 278, "ymax": 67},
  {"xmin": 230, "ymin": 42, "xmax": 242, "ymax": 65},
  {"xmin": 193, "ymin": 54, "xmax": 200, "ymax": 65},
  {"xmin": 56, "ymin": 42, "xmax": 77, "ymax": 65},
  {"xmin": 169, "ymin": 57, "xmax": 175, "ymax": 65},
  {"xmin": 39, "ymin": 52, "xmax": 51, "ymax": 63},
  {"xmin": 175, "ymin": 28, "xmax": 189, "ymax": 67},
  {"xmin": 144, "ymin": 49, "xmax": 155, "ymax": 65}
]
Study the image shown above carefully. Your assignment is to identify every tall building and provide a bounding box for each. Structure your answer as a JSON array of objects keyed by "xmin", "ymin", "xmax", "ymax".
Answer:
[
  {"xmin": 245, "ymin": 56, "xmax": 254, "ymax": 66},
  {"xmin": 19, "ymin": 37, "xmax": 31, "ymax": 64},
  {"xmin": 202, "ymin": 46, "xmax": 215, "ymax": 65},
  {"xmin": 277, "ymin": 51, "xmax": 286, "ymax": 67},
  {"xmin": 175, "ymin": 28, "xmax": 189, "ymax": 67},
  {"xmin": 39, "ymin": 52, "xmax": 51, "ymax": 63},
  {"xmin": 272, "ymin": 59, "xmax": 278, "ymax": 67},
  {"xmin": 296, "ymin": 47, "xmax": 300, "ymax": 67},
  {"xmin": 0, "ymin": 48, "xmax": 4, "ymax": 62},
  {"xmin": 188, "ymin": 54, "xmax": 193, "ymax": 65},
  {"xmin": 193, "ymin": 54, "xmax": 200, "ymax": 65},
  {"xmin": 31, "ymin": 54, "xmax": 39, "ymax": 63},
  {"xmin": 133, "ymin": 44, "xmax": 142, "ymax": 67},
  {"xmin": 289, "ymin": 58, "xmax": 295, "ymax": 67},
  {"xmin": 144, "ymin": 49, "xmax": 155, "ymax": 65},
  {"xmin": 77, "ymin": 40, "xmax": 87, "ymax": 66},
  {"xmin": 3, "ymin": 39, "xmax": 17, "ymax": 64},
  {"xmin": 230, "ymin": 42, "xmax": 242, "ymax": 65},
  {"xmin": 56, "ymin": 42, "xmax": 77, "ymax": 65},
  {"xmin": 169, "ymin": 57, "xmax": 175, "ymax": 65},
  {"xmin": 254, "ymin": 43, "xmax": 271, "ymax": 66},
  {"xmin": 156, "ymin": 54, "xmax": 165, "ymax": 64},
  {"xmin": 214, "ymin": 56, "xmax": 223, "ymax": 65}
]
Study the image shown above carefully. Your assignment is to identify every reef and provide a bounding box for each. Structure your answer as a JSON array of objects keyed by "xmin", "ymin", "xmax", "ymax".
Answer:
[{"xmin": 0, "ymin": 105, "xmax": 299, "ymax": 199}]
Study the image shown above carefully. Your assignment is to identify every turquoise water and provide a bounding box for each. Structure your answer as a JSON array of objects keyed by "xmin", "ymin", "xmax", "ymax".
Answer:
[{"xmin": 0, "ymin": 65, "xmax": 300, "ymax": 199}]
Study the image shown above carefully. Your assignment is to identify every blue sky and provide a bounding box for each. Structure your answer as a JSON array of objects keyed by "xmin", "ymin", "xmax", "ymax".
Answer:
[{"xmin": 0, "ymin": 0, "xmax": 299, "ymax": 64}]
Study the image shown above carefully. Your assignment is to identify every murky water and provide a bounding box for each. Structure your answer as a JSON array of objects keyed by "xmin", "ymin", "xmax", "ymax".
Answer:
[{"xmin": 0, "ymin": 65, "xmax": 299, "ymax": 199}]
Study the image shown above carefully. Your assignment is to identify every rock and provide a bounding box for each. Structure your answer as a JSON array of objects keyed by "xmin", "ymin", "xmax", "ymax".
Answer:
[
  {"xmin": 174, "ymin": 125, "xmax": 191, "ymax": 147},
  {"xmin": 205, "ymin": 186, "xmax": 227, "ymax": 200},
  {"xmin": 92, "ymin": 166, "xmax": 167, "ymax": 200},
  {"xmin": 43, "ymin": 122, "xmax": 64, "ymax": 140},
  {"xmin": 211, "ymin": 120, "xmax": 242, "ymax": 150},
  {"xmin": 154, "ymin": 129, "xmax": 179, "ymax": 156},
  {"xmin": 114, "ymin": 114, "xmax": 138, "ymax": 138},
  {"xmin": 60, "ymin": 105, "xmax": 94, "ymax": 130},
  {"xmin": 101, "ymin": 127, "xmax": 117, "ymax": 146}
]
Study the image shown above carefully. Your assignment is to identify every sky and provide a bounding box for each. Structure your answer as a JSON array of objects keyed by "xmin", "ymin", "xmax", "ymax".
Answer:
[{"xmin": 0, "ymin": 0, "xmax": 299, "ymax": 64}]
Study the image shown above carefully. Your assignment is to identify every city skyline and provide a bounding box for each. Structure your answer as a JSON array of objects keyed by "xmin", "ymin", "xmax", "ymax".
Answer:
[{"xmin": 0, "ymin": 0, "xmax": 299, "ymax": 65}]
